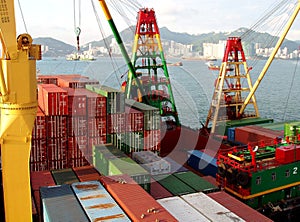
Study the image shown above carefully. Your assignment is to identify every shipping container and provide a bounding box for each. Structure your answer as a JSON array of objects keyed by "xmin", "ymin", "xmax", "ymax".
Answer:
[
  {"xmin": 157, "ymin": 196, "xmax": 210, "ymax": 222},
  {"xmin": 187, "ymin": 150, "xmax": 217, "ymax": 177},
  {"xmin": 181, "ymin": 192, "xmax": 245, "ymax": 222},
  {"xmin": 62, "ymin": 87, "xmax": 87, "ymax": 116},
  {"xmin": 57, "ymin": 75, "xmax": 99, "ymax": 89},
  {"xmin": 51, "ymin": 168, "xmax": 79, "ymax": 185},
  {"xmin": 46, "ymin": 115, "xmax": 67, "ymax": 138},
  {"xmin": 30, "ymin": 171, "xmax": 56, "ymax": 191},
  {"xmin": 108, "ymin": 157, "xmax": 151, "ymax": 192},
  {"xmin": 163, "ymin": 156, "xmax": 188, "ymax": 173},
  {"xmin": 72, "ymin": 165, "xmax": 101, "ymax": 182},
  {"xmin": 30, "ymin": 138, "xmax": 47, "ymax": 171},
  {"xmin": 107, "ymin": 113, "xmax": 126, "ymax": 134},
  {"xmin": 275, "ymin": 144, "xmax": 300, "ymax": 164},
  {"xmin": 150, "ymin": 178, "xmax": 173, "ymax": 200},
  {"xmin": 40, "ymin": 185, "xmax": 88, "ymax": 222},
  {"xmin": 37, "ymin": 75, "xmax": 58, "ymax": 85},
  {"xmin": 88, "ymin": 116, "xmax": 106, "ymax": 137},
  {"xmin": 32, "ymin": 107, "xmax": 46, "ymax": 139},
  {"xmin": 100, "ymin": 174, "xmax": 177, "ymax": 222},
  {"xmin": 86, "ymin": 84, "xmax": 125, "ymax": 113},
  {"xmin": 132, "ymin": 151, "xmax": 171, "ymax": 175},
  {"xmin": 152, "ymin": 174, "xmax": 196, "ymax": 196},
  {"xmin": 173, "ymin": 171, "xmax": 219, "ymax": 193},
  {"xmin": 67, "ymin": 116, "xmax": 87, "ymax": 137},
  {"xmin": 125, "ymin": 105, "xmax": 144, "ymax": 132},
  {"xmin": 37, "ymin": 84, "xmax": 68, "ymax": 116},
  {"xmin": 47, "ymin": 137, "xmax": 68, "ymax": 170},
  {"xmin": 71, "ymin": 181, "xmax": 130, "ymax": 222},
  {"xmin": 144, "ymin": 129, "xmax": 161, "ymax": 151},
  {"xmin": 125, "ymin": 99, "xmax": 160, "ymax": 130},
  {"xmin": 124, "ymin": 131, "xmax": 144, "ymax": 153},
  {"xmin": 207, "ymin": 191, "xmax": 273, "ymax": 222}
]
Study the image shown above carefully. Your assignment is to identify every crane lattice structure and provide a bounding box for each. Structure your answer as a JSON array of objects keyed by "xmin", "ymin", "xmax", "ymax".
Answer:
[
  {"xmin": 205, "ymin": 37, "xmax": 259, "ymax": 133},
  {"xmin": 126, "ymin": 8, "xmax": 180, "ymax": 128}
]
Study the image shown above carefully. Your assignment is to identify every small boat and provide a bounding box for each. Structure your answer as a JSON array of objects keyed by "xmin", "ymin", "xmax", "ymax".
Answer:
[
  {"xmin": 206, "ymin": 61, "xmax": 233, "ymax": 71},
  {"xmin": 66, "ymin": 52, "xmax": 96, "ymax": 61}
]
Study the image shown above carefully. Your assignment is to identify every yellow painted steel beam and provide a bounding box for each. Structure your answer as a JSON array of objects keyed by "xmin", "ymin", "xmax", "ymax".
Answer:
[
  {"xmin": 0, "ymin": 1, "xmax": 38, "ymax": 222},
  {"xmin": 239, "ymin": 1, "xmax": 300, "ymax": 115}
]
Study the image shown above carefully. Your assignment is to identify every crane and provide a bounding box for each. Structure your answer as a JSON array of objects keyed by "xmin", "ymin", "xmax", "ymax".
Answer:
[{"xmin": 0, "ymin": 1, "xmax": 41, "ymax": 221}]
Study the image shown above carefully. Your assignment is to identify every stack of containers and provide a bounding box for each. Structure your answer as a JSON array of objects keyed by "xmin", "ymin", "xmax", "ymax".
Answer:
[
  {"xmin": 37, "ymin": 75, "xmax": 58, "ymax": 85},
  {"xmin": 86, "ymin": 84, "xmax": 126, "ymax": 150},
  {"xmin": 30, "ymin": 107, "xmax": 47, "ymax": 171},
  {"xmin": 124, "ymin": 104, "xmax": 144, "ymax": 153},
  {"xmin": 63, "ymin": 87, "xmax": 88, "ymax": 167},
  {"xmin": 37, "ymin": 84, "xmax": 68, "ymax": 170},
  {"xmin": 56, "ymin": 74, "xmax": 99, "ymax": 89},
  {"xmin": 125, "ymin": 99, "xmax": 161, "ymax": 153}
]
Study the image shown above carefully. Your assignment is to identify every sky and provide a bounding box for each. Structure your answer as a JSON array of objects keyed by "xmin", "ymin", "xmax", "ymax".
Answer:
[{"xmin": 15, "ymin": 0, "xmax": 300, "ymax": 46}]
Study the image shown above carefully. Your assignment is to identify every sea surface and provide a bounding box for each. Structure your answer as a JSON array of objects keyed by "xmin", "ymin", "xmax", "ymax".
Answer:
[{"xmin": 37, "ymin": 57, "xmax": 300, "ymax": 129}]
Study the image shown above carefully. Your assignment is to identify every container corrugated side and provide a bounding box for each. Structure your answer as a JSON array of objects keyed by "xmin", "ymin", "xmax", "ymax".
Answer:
[
  {"xmin": 152, "ymin": 174, "xmax": 196, "ymax": 196},
  {"xmin": 40, "ymin": 184, "xmax": 88, "ymax": 222},
  {"xmin": 157, "ymin": 196, "xmax": 209, "ymax": 222},
  {"xmin": 72, "ymin": 180, "xmax": 130, "ymax": 221},
  {"xmin": 30, "ymin": 171, "xmax": 56, "ymax": 191},
  {"xmin": 100, "ymin": 174, "xmax": 177, "ymax": 222},
  {"xmin": 181, "ymin": 192, "xmax": 245, "ymax": 222},
  {"xmin": 207, "ymin": 191, "xmax": 273, "ymax": 222},
  {"xmin": 51, "ymin": 168, "xmax": 79, "ymax": 185},
  {"xmin": 173, "ymin": 171, "xmax": 219, "ymax": 193}
]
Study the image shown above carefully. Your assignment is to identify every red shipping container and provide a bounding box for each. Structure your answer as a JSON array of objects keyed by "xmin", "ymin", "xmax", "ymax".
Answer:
[
  {"xmin": 107, "ymin": 113, "xmax": 126, "ymax": 134},
  {"xmin": 275, "ymin": 145, "xmax": 300, "ymax": 164},
  {"xmin": 30, "ymin": 138, "xmax": 47, "ymax": 164},
  {"xmin": 68, "ymin": 135, "xmax": 88, "ymax": 160},
  {"xmin": 32, "ymin": 107, "xmax": 46, "ymax": 139},
  {"xmin": 46, "ymin": 115, "xmax": 67, "ymax": 138},
  {"xmin": 125, "ymin": 106, "xmax": 144, "ymax": 132},
  {"xmin": 144, "ymin": 129, "xmax": 161, "ymax": 151},
  {"xmin": 87, "ymin": 116, "xmax": 106, "ymax": 137},
  {"xmin": 72, "ymin": 165, "xmax": 101, "ymax": 182},
  {"xmin": 47, "ymin": 137, "xmax": 68, "ymax": 162},
  {"xmin": 57, "ymin": 76, "xmax": 99, "ymax": 89},
  {"xmin": 150, "ymin": 178, "xmax": 173, "ymax": 200},
  {"xmin": 38, "ymin": 84, "xmax": 68, "ymax": 116},
  {"xmin": 207, "ymin": 191, "xmax": 273, "ymax": 222},
  {"xmin": 37, "ymin": 75, "xmax": 58, "ymax": 85},
  {"xmin": 63, "ymin": 87, "xmax": 87, "ymax": 116},
  {"xmin": 67, "ymin": 116, "xmax": 87, "ymax": 137},
  {"xmin": 30, "ymin": 170, "xmax": 56, "ymax": 191},
  {"xmin": 100, "ymin": 175, "xmax": 177, "ymax": 222}
]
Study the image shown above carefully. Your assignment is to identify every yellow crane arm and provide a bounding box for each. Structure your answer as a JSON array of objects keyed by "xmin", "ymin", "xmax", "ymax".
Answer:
[
  {"xmin": 239, "ymin": 1, "xmax": 300, "ymax": 115},
  {"xmin": 0, "ymin": 1, "xmax": 41, "ymax": 222}
]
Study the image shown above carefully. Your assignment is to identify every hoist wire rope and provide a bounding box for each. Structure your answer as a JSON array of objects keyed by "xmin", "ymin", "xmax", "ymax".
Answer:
[
  {"xmin": 90, "ymin": 0, "xmax": 128, "ymax": 87},
  {"xmin": 17, "ymin": 0, "xmax": 28, "ymax": 33},
  {"xmin": 283, "ymin": 51, "xmax": 299, "ymax": 121},
  {"xmin": 73, "ymin": 0, "xmax": 82, "ymax": 29}
]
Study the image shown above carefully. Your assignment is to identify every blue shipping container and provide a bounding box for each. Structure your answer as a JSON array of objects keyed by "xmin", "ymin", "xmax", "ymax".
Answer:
[
  {"xmin": 187, "ymin": 150, "xmax": 217, "ymax": 177},
  {"xmin": 71, "ymin": 180, "xmax": 131, "ymax": 222}
]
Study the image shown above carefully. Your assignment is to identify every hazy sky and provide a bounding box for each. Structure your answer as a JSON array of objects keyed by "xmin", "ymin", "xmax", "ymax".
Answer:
[{"xmin": 15, "ymin": 0, "xmax": 300, "ymax": 45}]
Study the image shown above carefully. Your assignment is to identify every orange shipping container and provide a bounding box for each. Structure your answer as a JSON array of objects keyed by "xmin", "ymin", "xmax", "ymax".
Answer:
[{"xmin": 100, "ymin": 174, "xmax": 177, "ymax": 222}]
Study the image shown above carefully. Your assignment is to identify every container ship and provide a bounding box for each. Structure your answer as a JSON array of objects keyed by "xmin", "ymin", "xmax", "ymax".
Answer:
[{"xmin": 0, "ymin": 0, "xmax": 300, "ymax": 222}]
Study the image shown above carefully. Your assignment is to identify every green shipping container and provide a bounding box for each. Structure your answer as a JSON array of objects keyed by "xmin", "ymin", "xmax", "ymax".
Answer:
[
  {"xmin": 153, "ymin": 174, "xmax": 196, "ymax": 196},
  {"xmin": 108, "ymin": 157, "xmax": 151, "ymax": 192},
  {"xmin": 173, "ymin": 171, "xmax": 219, "ymax": 193},
  {"xmin": 51, "ymin": 168, "xmax": 79, "ymax": 185},
  {"xmin": 216, "ymin": 117, "xmax": 273, "ymax": 135}
]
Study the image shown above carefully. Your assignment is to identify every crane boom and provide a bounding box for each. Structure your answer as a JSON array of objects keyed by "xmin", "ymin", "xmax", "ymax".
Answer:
[
  {"xmin": 0, "ymin": 1, "xmax": 41, "ymax": 221},
  {"xmin": 239, "ymin": 1, "xmax": 300, "ymax": 115}
]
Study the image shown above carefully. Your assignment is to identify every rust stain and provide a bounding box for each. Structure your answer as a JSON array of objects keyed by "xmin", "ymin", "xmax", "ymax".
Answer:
[
  {"xmin": 80, "ymin": 194, "xmax": 106, "ymax": 200},
  {"xmin": 75, "ymin": 184, "xmax": 99, "ymax": 190},
  {"xmin": 93, "ymin": 213, "xmax": 125, "ymax": 221},
  {"xmin": 87, "ymin": 203, "xmax": 116, "ymax": 209}
]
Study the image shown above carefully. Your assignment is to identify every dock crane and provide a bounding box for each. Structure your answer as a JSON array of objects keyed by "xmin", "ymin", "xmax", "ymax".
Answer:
[{"xmin": 0, "ymin": 0, "xmax": 41, "ymax": 221}]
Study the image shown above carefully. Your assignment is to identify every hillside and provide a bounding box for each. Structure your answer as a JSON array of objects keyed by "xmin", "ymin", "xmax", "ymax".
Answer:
[{"xmin": 34, "ymin": 27, "xmax": 300, "ymax": 57}]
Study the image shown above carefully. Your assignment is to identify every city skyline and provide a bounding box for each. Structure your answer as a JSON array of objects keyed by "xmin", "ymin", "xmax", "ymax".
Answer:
[{"xmin": 16, "ymin": 0, "xmax": 300, "ymax": 45}]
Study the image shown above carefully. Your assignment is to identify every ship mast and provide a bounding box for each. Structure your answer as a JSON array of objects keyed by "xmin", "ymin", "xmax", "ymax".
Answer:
[{"xmin": 205, "ymin": 37, "xmax": 259, "ymax": 133}]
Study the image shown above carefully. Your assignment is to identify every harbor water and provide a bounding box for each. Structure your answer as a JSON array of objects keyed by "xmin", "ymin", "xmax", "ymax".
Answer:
[{"xmin": 37, "ymin": 57, "xmax": 300, "ymax": 129}]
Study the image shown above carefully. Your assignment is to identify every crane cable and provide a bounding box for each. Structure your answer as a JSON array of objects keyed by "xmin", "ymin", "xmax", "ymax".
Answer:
[
  {"xmin": 283, "ymin": 49, "xmax": 299, "ymax": 121},
  {"xmin": 74, "ymin": 0, "xmax": 82, "ymax": 51},
  {"xmin": 17, "ymin": 0, "xmax": 28, "ymax": 33}
]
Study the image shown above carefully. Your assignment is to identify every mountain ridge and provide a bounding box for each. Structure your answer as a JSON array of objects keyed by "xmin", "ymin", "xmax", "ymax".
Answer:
[{"xmin": 34, "ymin": 27, "xmax": 300, "ymax": 57}]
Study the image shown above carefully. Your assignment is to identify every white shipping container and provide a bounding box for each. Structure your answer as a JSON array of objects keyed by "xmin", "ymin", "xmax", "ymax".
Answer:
[
  {"xmin": 157, "ymin": 196, "xmax": 210, "ymax": 222},
  {"xmin": 181, "ymin": 192, "xmax": 245, "ymax": 222}
]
